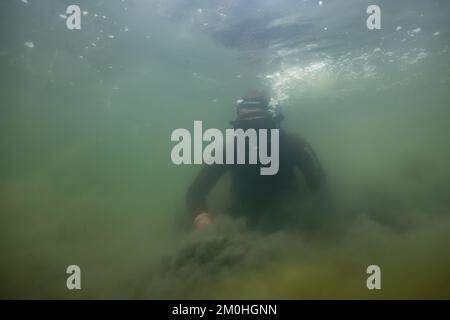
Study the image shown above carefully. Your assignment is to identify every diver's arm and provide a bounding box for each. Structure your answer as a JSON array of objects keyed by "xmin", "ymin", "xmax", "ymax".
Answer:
[
  {"xmin": 290, "ymin": 135, "xmax": 325, "ymax": 192},
  {"xmin": 186, "ymin": 164, "xmax": 227, "ymax": 227}
]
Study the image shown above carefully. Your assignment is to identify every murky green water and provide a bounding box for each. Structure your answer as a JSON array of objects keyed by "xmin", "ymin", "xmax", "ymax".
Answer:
[{"xmin": 1, "ymin": 0, "xmax": 449, "ymax": 299}]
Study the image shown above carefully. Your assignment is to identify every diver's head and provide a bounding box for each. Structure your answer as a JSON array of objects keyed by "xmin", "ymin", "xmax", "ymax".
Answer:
[{"xmin": 231, "ymin": 90, "xmax": 283, "ymax": 130}]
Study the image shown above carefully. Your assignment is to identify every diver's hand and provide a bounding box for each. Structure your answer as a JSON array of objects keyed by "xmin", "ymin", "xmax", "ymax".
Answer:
[{"xmin": 194, "ymin": 212, "xmax": 212, "ymax": 229}]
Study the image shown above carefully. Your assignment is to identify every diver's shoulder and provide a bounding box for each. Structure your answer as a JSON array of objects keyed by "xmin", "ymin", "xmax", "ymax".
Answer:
[{"xmin": 280, "ymin": 129, "xmax": 309, "ymax": 147}]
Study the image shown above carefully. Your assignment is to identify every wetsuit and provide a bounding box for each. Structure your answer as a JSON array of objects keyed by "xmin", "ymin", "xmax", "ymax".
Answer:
[{"xmin": 186, "ymin": 128, "xmax": 325, "ymax": 228}]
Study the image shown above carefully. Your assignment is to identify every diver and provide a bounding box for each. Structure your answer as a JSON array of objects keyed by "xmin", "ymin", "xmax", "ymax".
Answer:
[{"xmin": 186, "ymin": 90, "xmax": 327, "ymax": 232}]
